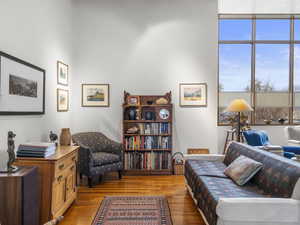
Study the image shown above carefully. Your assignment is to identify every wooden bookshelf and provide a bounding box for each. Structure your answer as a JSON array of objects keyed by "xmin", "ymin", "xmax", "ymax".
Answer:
[{"xmin": 123, "ymin": 91, "xmax": 173, "ymax": 175}]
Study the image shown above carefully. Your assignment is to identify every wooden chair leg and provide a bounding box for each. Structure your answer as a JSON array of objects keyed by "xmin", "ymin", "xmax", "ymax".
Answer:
[
  {"xmin": 118, "ymin": 170, "xmax": 122, "ymax": 179},
  {"xmin": 88, "ymin": 176, "xmax": 93, "ymax": 188}
]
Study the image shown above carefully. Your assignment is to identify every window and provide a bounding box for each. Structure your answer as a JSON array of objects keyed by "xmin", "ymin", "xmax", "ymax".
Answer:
[
  {"xmin": 219, "ymin": 44, "xmax": 252, "ymax": 123},
  {"xmin": 218, "ymin": 16, "xmax": 299, "ymax": 125}
]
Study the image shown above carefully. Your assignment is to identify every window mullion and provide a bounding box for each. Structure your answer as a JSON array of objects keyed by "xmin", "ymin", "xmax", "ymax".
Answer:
[
  {"xmin": 290, "ymin": 17, "xmax": 295, "ymax": 124},
  {"xmin": 251, "ymin": 18, "xmax": 256, "ymax": 124}
]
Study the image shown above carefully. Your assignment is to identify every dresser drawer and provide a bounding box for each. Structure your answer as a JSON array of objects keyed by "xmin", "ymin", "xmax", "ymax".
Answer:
[{"xmin": 54, "ymin": 152, "xmax": 77, "ymax": 177}]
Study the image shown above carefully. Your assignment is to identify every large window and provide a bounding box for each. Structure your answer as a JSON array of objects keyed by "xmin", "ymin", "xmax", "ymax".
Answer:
[{"xmin": 218, "ymin": 16, "xmax": 300, "ymax": 125}]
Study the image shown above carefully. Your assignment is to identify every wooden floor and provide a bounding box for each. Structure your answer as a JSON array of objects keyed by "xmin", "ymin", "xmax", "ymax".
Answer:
[{"xmin": 60, "ymin": 175, "xmax": 205, "ymax": 225}]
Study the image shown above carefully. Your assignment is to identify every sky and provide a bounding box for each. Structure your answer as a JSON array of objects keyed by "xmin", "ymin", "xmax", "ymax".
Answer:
[{"xmin": 219, "ymin": 19, "xmax": 300, "ymax": 92}]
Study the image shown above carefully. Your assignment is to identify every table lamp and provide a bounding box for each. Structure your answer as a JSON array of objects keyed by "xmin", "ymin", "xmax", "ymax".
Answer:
[{"xmin": 225, "ymin": 99, "xmax": 253, "ymax": 142}]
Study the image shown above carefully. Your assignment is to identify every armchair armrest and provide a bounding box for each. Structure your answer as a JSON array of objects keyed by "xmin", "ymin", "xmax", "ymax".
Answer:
[
  {"xmin": 77, "ymin": 144, "xmax": 94, "ymax": 176},
  {"xmin": 184, "ymin": 154, "xmax": 225, "ymax": 162},
  {"xmin": 105, "ymin": 140, "xmax": 123, "ymax": 156},
  {"xmin": 216, "ymin": 198, "xmax": 300, "ymax": 224}
]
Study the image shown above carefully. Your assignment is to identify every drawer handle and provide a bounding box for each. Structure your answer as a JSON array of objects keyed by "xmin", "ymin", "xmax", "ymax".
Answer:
[
  {"xmin": 59, "ymin": 164, "xmax": 65, "ymax": 170},
  {"xmin": 57, "ymin": 175, "xmax": 63, "ymax": 182}
]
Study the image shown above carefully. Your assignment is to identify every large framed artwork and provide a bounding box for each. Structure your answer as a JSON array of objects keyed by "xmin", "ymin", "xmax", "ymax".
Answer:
[
  {"xmin": 179, "ymin": 83, "xmax": 207, "ymax": 107},
  {"xmin": 82, "ymin": 84, "xmax": 110, "ymax": 107},
  {"xmin": 0, "ymin": 51, "xmax": 45, "ymax": 115},
  {"xmin": 57, "ymin": 61, "xmax": 68, "ymax": 86},
  {"xmin": 57, "ymin": 89, "xmax": 69, "ymax": 112}
]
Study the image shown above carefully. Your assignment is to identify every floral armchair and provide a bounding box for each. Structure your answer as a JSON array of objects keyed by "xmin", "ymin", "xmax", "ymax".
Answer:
[{"xmin": 72, "ymin": 132, "xmax": 123, "ymax": 187}]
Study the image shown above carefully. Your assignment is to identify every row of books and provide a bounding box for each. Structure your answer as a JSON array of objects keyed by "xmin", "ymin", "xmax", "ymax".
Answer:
[
  {"xmin": 17, "ymin": 142, "xmax": 56, "ymax": 158},
  {"xmin": 124, "ymin": 136, "xmax": 171, "ymax": 150},
  {"xmin": 140, "ymin": 123, "xmax": 170, "ymax": 135},
  {"xmin": 124, "ymin": 152, "xmax": 172, "ymax": 170}
]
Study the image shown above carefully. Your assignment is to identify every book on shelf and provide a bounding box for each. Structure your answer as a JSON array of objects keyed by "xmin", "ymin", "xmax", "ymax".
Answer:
[
  {"xmin": 17, "ymin": 142, "xmax": 56, "ymax": 158},
  {"xmin": 124, "ymin": 151, "xmax": 171, "ymax": 170},
  {"xmin": 124, "ymin": 136, "xmax": 171, "ymax": 150},
  {"xmin": 139, "ymin": 123, "xmax": 170, "ymax": 135}
]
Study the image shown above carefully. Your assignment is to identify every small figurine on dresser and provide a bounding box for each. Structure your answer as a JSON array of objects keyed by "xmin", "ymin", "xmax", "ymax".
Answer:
[
  {"xmin": 49, "ymin": 131, "xmax": 58, "ymax": 146},
  {"xmin": 7, "ymin": 131, "xmax": 18, "ymax": 173}
]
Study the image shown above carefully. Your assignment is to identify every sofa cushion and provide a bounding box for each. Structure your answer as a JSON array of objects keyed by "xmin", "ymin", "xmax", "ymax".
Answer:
[
  {"xmin": 185, "ymin": 160, "xmax": 228, "ymax": 196},
  {"xmin": 92, "ymin": 152, "xmax": 120, "ymax": 166},
  {"xmin": 195, "ymin": 176, "xmax": 267, "ymax": 225},
  {"xmin": 224, "ymin": 155, "xmax": 263, "ymax": 186},
  {"xmin": 224, "ymin": 142, "xmax": 300, "ymax": 198}
]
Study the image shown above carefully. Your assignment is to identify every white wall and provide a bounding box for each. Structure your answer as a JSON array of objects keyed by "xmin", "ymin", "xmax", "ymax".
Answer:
[
  {"xmin": 219, "ymin": 0, "xmax": 300, "ymax": 14},
  {"xmin": 71, "ymin": 0, "xmax": 218, "ymax": 153},
  {"xmin": 0, "ymin": 0, "xmax": 73, "ymax": 168}
]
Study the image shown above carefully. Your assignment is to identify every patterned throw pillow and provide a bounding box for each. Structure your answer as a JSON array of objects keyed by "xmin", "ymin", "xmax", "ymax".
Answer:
[{"xmin": 224, "ymin": 155, "xmax": 263, "ymax": 186}]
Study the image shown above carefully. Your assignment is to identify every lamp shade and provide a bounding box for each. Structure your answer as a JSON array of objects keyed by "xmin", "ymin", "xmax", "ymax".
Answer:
[{"xmin": 225, "ymin": 99, "xmax": 253, "ymax": 113}]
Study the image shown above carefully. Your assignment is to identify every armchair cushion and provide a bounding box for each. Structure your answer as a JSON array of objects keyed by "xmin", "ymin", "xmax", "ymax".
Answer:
[
  {"xmin": 283, "ymin": 146, "xmax": 300, "ymax": 155},
  {"xmin": 243, "ymin": 130, "xmax": 270, "ymax": 146},
  {"xmin": 92, "ymin": 152, "xmax": 120, "ymax": 166}
]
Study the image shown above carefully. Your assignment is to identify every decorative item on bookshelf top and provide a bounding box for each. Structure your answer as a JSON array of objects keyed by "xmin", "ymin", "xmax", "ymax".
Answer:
[{"xmin": 123, "ymin": 91, "xmax": 173, "ymax": 175}]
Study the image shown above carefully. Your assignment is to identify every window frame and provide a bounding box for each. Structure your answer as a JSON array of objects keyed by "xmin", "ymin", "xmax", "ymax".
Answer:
[{"xmin": 218, "ymin": 15, "xmax": 300, "ymax": 126}]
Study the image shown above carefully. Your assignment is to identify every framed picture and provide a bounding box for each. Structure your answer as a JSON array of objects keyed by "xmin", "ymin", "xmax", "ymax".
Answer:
[
  {"xmin": 0, "ymin": 51, "xmax": 45, "ymax": 115},
  {"xmin": 82, "ymin": 84, "xmax": 110, "ymax": 107},
  {"xmin": 57, "ymin": 89, "xmax": 69, "ymax": 112},
  {"xmin": 57, "ymin": 61, "xmax": 68, "ymax": 86},
  {"xmin": 179, "ymin": 83, "xmax": 207, "ymax": 107},
  {"xmin": 127, "ymin": 96, "xmax": 140, "ymax": 105}
]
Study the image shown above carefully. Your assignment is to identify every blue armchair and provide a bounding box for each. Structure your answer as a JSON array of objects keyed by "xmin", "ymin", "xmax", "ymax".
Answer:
[{"xmin": 243, "ymin": 130, "xmax": 296, "ymax": 159}]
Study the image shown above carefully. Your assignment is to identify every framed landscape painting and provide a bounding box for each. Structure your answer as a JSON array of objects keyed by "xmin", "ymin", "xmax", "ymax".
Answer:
[
  {"xmin": 0, "ymin": 51, "xmax": 45, "ymax": 115},
  {"xmin": 57, "ymin": 61, "xmax": 68, "ymax": 86},
  {"xmin": 179, "ymin": 83, "xmax": 207, "ymax": 107},
  {"xmin": 82, "ymin": 84, "xmax": 110, "ymax": 107},
  {"xmin": 57, "ymin": 89, "xmax": 69, "ymax": 112}
]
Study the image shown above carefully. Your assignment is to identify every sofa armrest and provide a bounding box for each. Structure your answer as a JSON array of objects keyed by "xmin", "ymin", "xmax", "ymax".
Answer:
[
  {"xmin": 184, "ymin": 154, "xmax": 225, "ymax": 162},
  {"xmin": 288, "ymin": 140, "xmax": 300, "ymax": 145},
  {"xmin": 216, "ymin": 198, "xmax": 300, "ymax": 223}
]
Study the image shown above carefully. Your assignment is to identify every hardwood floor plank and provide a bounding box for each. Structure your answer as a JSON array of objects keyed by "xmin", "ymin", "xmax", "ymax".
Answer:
[{"xmin": 60, "ymin": 175, "xmax": 204, "ymax": 225}]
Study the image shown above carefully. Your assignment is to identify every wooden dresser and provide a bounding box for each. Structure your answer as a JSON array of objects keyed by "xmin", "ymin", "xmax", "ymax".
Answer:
[
  {"xmin": 15, "ymin": 146, "xmax": 79, "ymax": 225},
  {"xmin": 0, "ymin": 167, "xmax": 39, "ymax": 225}
]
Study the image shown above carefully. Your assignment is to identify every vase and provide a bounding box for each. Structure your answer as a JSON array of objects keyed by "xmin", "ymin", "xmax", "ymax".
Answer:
[
  {"xmin": 60, "ymin": 128, "xmax": 71, "ymax": 146},
  {"xmin": 145, "ymin": 111, "xmax": 154, "ymax": 120},
  {"xmin": 129, "ymin": 109, "xmax": 136, "ymax": 120}
]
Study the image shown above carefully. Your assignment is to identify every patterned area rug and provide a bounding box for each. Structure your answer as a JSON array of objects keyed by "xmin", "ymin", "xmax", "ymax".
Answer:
[{"xmin": 92, "ymin": 196, "xmax": 173, "ymax": 225}]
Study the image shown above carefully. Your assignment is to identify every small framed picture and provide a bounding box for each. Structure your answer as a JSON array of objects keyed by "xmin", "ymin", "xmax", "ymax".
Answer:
[
  {"xmin": 82, "ymin": 84, "xmax": 110, "ymax": 107},
  {"xmin": 127, "ymin": 96, "xmax": 140, "ymax": 105},
  {"xmin": 57, "ymin": 89, "xmax": 69, "ymax": 112},
  {"xmin": 179, "ymin": 83, "xmax": 207, "ymax": 107},
  {"xmin": 57, "ymin": 61, "xmax": 68, "ymax": 86}
]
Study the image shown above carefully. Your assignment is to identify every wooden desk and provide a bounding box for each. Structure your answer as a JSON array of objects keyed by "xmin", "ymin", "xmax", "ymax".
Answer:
[
  {"xmin": 15, "ymin": 146, "xmax": 79, "ymax": 225},
  {"xmin": 0, "ymin": 167, "xmax": 39, "ymax": 225}
]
